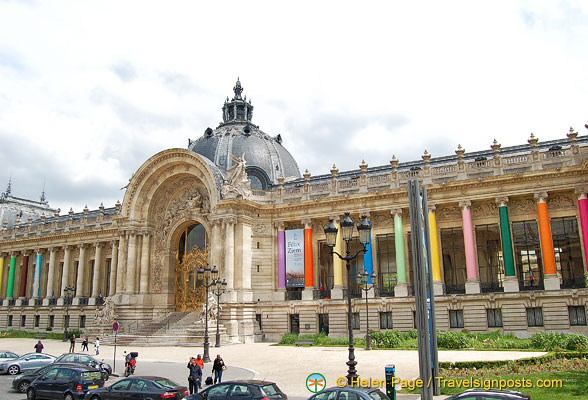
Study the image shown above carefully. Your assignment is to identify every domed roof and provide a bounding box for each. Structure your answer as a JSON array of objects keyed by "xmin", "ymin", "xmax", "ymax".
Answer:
[{"xmin": 188, "ymin": 79, "xmax": 301, "ymax": 190}]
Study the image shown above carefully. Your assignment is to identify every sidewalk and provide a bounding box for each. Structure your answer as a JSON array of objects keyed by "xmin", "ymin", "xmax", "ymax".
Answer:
[{"xmin": 1, "ymin": 338, "xmax": 544, "ymax": 399}]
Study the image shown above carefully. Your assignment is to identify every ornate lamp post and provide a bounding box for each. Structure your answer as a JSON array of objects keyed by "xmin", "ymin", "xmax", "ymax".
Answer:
[
  {"xmin": 197, "ymin": 264, "xmax": 218, "ymax": 363},
  {"xmin": 212, "ymin": 278, "xmax": 227, "ymax": 347},
  {"xmin": 324, "ymin": 213, "xmax": 372, "ymax": 384},
  {"xmin": 357, "ymin": 269, "xmax": 377, "ymax": 350},
  {"xmin": 63, "ymin": 285, "xmax": 75, "ymax": 341}
]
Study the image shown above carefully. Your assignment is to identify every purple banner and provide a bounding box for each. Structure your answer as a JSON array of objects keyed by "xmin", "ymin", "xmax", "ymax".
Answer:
[{"xmin": 278, "ymin": 230, "xmax": 286, "ymax": 288}]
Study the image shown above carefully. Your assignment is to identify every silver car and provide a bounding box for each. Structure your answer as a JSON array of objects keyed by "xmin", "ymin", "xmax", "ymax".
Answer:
[
  {"xmin": 0, "ymin": 350, "xmax": 20, "ymax": 361},
  {"xmin": 0, "ymin": 352, "xmax": 56, "ymax": 375}
]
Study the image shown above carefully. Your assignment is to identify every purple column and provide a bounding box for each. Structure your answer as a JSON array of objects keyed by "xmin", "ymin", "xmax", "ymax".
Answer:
[
  {"xmin": 277, "ymin": 230, "xmax": 286, "ymax": 288},
  {"xmin": 578, "ymin": 193, "xmax": 588, "ymax": 270}
]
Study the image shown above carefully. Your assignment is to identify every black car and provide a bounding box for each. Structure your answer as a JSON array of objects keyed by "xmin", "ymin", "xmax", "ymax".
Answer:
[
  {"xmin": 27, "ymin": 365, "xmax": 105, "ymax": 400},
  {"xmin": 445, "ymin": 388, "xmax": 531, "ymax": 400},
  {"xmin": 187, "ymin": 380, "xmax": 287, "ymax": 400},
  {"xmin": 52, "ymin": 353, "xmax": 112, "ymax": 380},
  {"xmin": 12, "ymin": 363, "xmax": 81, "ymax": 393},
  {"xmin": 307, "ymin": 386, "xmax": 389, "ymax": 400},
  {"xmin": 85, "ymin": 376, "xmax": 188, "ymax": 400}
]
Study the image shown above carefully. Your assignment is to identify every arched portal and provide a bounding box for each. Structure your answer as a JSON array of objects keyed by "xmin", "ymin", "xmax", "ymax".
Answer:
[{"xmin": 174, "ymin": 223, "xmax": 209, "ymax": 312}]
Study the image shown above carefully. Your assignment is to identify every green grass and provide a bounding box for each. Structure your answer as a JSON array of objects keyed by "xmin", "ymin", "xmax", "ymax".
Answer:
[{"xmin": 0, "ymin": 329, "xmax": 70, "ymax": 340}]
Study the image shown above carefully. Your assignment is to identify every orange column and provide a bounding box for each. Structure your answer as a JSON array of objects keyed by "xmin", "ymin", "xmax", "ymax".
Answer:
[
  {"xmin": 304, "ymin": 225, "xmax": 313, "ymax": 288},
  {"xmin": 535, "ymin": 193, "xmax": 556, "ymax": 275}
]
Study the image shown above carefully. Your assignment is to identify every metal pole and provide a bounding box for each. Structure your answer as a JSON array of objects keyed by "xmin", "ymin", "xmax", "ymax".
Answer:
[
  {"xmin": 203, "ymin": 275, "xmax": 211, "ymax": 362},
  {"xmin": 215, "ymin": 289, "xmax": 221, "ymax": 347},
  {"xmin": 345, "ymin": 241, "xmax": 358, "ymax": 384},
  {"xmin": 113, "ymin": 332, "xmax": 117, "ymax": 374},
  {"xmin": 365, "ymin": 285, "xmax": 371, "ymax": 350}
]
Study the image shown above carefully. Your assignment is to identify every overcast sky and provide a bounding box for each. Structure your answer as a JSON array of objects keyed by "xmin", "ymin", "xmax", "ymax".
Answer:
[{"xmin": 1, "ymin": 1, "xmax": 587, "ymax": 213}]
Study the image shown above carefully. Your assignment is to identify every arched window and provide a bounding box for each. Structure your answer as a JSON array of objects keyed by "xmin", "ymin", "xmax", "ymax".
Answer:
[
  {"xmin": 177, "ymin": 223, "xmax": 208, "ymax": 264},
  {"xmin": 246, "ymin": 166, "xmax": 270, "ymax": 190}
]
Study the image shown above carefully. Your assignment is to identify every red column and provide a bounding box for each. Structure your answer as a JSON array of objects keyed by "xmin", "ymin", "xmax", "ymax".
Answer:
[
  {"xmin": 19, "ymin": 254, "xmax": 29, "ymax": 297},
  {"xmin": 304, "ymin": 226, "xmax": 313, "ymax": 288}
]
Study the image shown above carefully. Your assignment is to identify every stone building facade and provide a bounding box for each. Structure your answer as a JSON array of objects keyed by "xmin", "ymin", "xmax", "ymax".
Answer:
[{"xmin": 0, "ymin": 81, "xmax": 587, "ymax": 342}]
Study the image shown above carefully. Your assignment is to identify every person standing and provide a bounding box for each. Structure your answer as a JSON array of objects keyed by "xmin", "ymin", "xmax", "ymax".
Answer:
[
  {"xmin": 213, "ymin": 354, "xmax": 226, "ymax": 384},
  {"xmin": 187, "ymin": 357, "xmax": 201, "ymax": 395},
  {"xmin": 94, "ymin": 337, "xmax": 100, "ymax": 355},
  {"xmin": 81, "ymin": 336, "xmax": 89, "ymax": 351},
  {"xmin": 195, "ymin": 355, "xmax": 204, "ymax": 388},
  {"xmin": 34, "ymin": 341, "xmax": 44, "ymax": 353},
  {"xmin": 69, "ymin": 334, "xmax": 76, "ymax": 353}
]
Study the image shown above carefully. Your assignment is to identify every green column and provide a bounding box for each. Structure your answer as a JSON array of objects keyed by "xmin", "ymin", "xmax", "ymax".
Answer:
[
  {"xmin": 6, "ymin": 256, "xmax": 16, "ymax": 298},
  {"xmin": 393, "ymin": 211, "xmax": 407, "ymax": 283},
  {"xmin": 499, "ymin": 205, "xmax": 515, "ymax": 277}
]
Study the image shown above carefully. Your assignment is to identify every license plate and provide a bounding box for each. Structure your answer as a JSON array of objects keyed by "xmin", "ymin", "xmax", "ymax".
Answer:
[{"xmin": 89, "ymin": 385, "xmax": 98, "ymax": 389}]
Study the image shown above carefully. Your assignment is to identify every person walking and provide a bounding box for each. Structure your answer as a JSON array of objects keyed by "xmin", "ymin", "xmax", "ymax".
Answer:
[
  {"xmin": 187, "ymin": 357, "xmax": 202, "ymax": 395},
  {"xmin": 212, "ymin": 354, "xmax": 226, "ymax": 384},
  {"xmin": 94, "ymin": 337, "xmax": 100, "ymax": 355},
  {"xmin": 81, "ymin": 336, "xmax": 89, "ymax": 351},
  {"xmin": 69, "ymin": 334, "xmax": 76, "ymax": 353},
  {"xmin": 195, "ymin": 355, "xmax": 204, "ymax": 388},
  {"xmin": 34, "ymin": 341, "xmax": 44, "ymax": 353}
]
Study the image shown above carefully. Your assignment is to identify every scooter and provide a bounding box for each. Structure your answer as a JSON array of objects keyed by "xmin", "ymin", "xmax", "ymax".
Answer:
[{"xmin": 124, "ymin": 351, "xmax": 138, "ymax": 377}]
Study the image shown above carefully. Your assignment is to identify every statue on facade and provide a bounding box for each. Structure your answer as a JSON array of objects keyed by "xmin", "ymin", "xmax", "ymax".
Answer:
[
  {"xmin": 197, "ymin": 291, "xmax": 221, "ymax": 323},
  {"xmin": 221, "ymin": 153, "xmax": 252, "ymax": 200},
  {"xmin": 93, "ymin": 298, "xmax": 115, "ymax": 327}
]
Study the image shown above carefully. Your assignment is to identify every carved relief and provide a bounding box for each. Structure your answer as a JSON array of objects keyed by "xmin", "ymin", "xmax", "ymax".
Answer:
[
  {"xmin": 371, "ymin": 213, "xmax": 393, "ymax": 227},
  {"xmin": 252, "ymin": 223, "xmax": 270, "ymax": 236},
  {"xmin": 472, "ymin": 202, "xmax": 498, "ymax": 217},
  {"xmin": 437, "ymin": 206, "xmax": 461, "ymax": 220},
  {"xmin": 509, "ymin": 198, "xmax": 536, "ymax": 214},
  {"xmin": 547, "ymin": 195, "xmax": 574, "ymax": 210}
]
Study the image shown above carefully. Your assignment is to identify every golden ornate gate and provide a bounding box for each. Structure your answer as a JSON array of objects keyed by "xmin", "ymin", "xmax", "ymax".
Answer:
[{"xmin": 175, "ymin": 247, "xmax": 207, "ymax": 312}]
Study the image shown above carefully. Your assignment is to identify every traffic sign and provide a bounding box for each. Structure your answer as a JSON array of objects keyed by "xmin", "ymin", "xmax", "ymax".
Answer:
[{"xmin": 113, "ymin": 321, "xmax": 119, "ymax": 332}]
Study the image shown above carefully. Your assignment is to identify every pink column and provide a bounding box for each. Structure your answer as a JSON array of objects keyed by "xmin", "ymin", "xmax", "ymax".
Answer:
[
  {"xmin": 578, "ymin": 191, "xmax": 588, "ymax": 271},
  {"xmin": 460, "ymin": 201, "xmax": 478, "ymax": 280}
]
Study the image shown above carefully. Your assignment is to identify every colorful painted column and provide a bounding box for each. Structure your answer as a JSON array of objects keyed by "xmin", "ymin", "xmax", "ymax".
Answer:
[
  {"xmin": 32, "ymin": 251, "xmax": 43, "ymax": 298},
  {"xmin": 576, "ymin": 189, "xmax": 588, "ymax": 270},
  {"xmin": 6, "ymin": 254, "xmax": 16, "ymax": 298},
  {"xmin": 460, "ymin": 200, "xmax": 480, "ymax": 294},
  {"xmin": 333, "ymin": 218, "xmax": 344, "ymax": 288},
  {"xmin": 19, "ymin": 253, "xmax": 29, "ymax": 298},
  {"xmin": 428, "ymin": 206, "xmax": 444, "ymax": 295},
  {"xmin": 303, "ymin": 221, "xmax": 313, "ymax": 288},
  {"xmin": 535, "ymin": 192, "xmax": 560, "ymax": 290},
  {"xmin": 277, "ymin": 225, "xmax": 286, "ymax": 289},
  {"xmin": 0, "ymin": 254, "xmax": 4, "ymax": 298},
  {"xmin": 363, "ymin": 220, "xmax": 373, "ymax": 284},
  {"xmin": 496, "ymin": 197, "xmax": 518, "ymax": 292},
  {"xmin": 391, "ymin": 209, "xmax": 408, "ymax": 297}
]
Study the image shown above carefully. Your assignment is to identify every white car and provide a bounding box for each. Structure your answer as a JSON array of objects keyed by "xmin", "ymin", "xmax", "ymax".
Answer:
[{"xmin": 0, "ymin": 352, "xmax": 56, "ymax": 375}]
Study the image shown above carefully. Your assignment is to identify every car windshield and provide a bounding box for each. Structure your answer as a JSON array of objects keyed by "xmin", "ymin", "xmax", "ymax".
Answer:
[
  {"xmin": 262, "ymin": 384, "xmax": 281, "ymax": 396},
  {"xmin": 368, "ymin": 390, "xmax": 389, "ymax": 400},
  {"xmin": 153, "ymin": 378, "xmax": 180, "ymax": 389},
  {"xmin": 82, "ymin": 371, "xmax": 102, "ymax": 381}
]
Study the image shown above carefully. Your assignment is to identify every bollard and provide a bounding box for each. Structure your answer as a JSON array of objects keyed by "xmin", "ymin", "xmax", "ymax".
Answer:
[{"xmin": 385, "ymin": 364, "xmax": 396, "ymax": 400}]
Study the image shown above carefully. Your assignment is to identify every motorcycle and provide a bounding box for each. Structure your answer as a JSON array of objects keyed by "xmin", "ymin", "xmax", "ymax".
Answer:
[{"xmin": 124, "ymin": 351, "xmax": 138, "ymax": 377}]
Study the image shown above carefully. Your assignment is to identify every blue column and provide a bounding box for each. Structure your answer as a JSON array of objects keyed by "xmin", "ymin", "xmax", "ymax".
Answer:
[
  {"xmin": 363, "ymin": 222, "xmax": 373, "ymax": 283},
  {"xmin": 32, "ymin": 253, "xmax": 43, "ymax": 297}
]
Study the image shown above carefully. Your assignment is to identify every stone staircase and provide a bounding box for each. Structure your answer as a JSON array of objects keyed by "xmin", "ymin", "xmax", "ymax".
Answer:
[{"xmin": 98, "ymin": 311, "xmax": 231, "ymax": 347}]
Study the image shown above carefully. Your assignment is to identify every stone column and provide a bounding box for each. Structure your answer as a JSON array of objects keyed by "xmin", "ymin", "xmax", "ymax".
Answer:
[
  {"xmin": 391, "ymin": 209, "xmax": 408, "ymax": 297},
  {"xmin": 460, "ymin": 200, "xmax": 481, "ymax": 294},
  {"xmin": 125, "ymin": 232, "xmax": 138, "ymax": 294},
  {"xmin": 302, "ymin": 218, "xmax": 314, "ymax": 300},
  {"xmin": 44, "ymin": 247, "xmax": 57, "ymax": 301},
  {"xmin": 139, "ymin": 232, "xmax": 151, "ymax": 294},
  {"xmin": 239, "ymin": 220, "xmax": 252, "ymax": 302},
  {"xmin": 32, "ymin": 250, "xmax": 43, "ymax": 298},
  {"xmin": 428, "ymin": 206, "xmax": 444, "ymax": 295},
  {"xmin": 535, "ymin": 192, "xmax": 559, "ymax": 290},
  {"xmin": 224, "ymin": 219, "xmax": 235, "ymax": 291},
  {"xmin": 90, "ymin": 243, "xmax": 103, "ymax": 300},
  {"xmin": 496, "ymin": 197, "xmax": 518, "ymax": 292},
  {"xmin": 575, "ymin": 188, "xmax": 588, "ymax": 271},
  {"xmin": 211, "ymin": 220, "xmax": 222, "ymax": 273},
  {"xmin": 115, "ymin": 233, "xmax": 127, "ymax": 293},
  {"xmin": 60, "ymin": 246, "xmax": 72, "ymax": 297},
  {"xmin": 109, "ymin": 241, "xmax": 118, "ymax": 296},
  {"xmin": 75, "ymin": 244, "xmax": 88, "ymax": 299},
  {"xmin": 331, "ymin": 216, "xmax": 344, "ymax": 300}
]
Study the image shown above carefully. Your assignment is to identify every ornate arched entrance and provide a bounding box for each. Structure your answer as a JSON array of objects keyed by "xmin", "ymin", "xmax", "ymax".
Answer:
[{"xmin": 174, "ymin": 223, "xmax": 209, "ymax": 312}]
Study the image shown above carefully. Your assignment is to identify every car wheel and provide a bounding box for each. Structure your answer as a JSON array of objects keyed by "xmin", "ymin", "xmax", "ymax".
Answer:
[
  {"xmin": 90, "ymin": 396, "xmax": 101, "ymax": 400},
  {"xmin": 26, "ymin": 387, "xmax": 36, "ymax": 400},
  {"xmin": 64, "ymin": 393, "xmax": 74, "ymax": 400},
  {"xmin": 18, "ymin": 380, "xmax": 30, "ymax": 393},
  {"xmin": 101, "ymin": 371, "xmax": 109, "ymax": 381},
  {"xmin": 8, "ymin": 365, "xmax": 20, "ymax": 375}
]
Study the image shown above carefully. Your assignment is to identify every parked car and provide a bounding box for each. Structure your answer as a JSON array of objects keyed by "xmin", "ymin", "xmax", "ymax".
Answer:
[
  {"xmin": 27, "ymin": 365, "xmax": 104, "ymax": 400},
  {"xmin": 0, "ymin": 353, "xmax": 56, "ymax": 375},
  {"xmin": 85, "ymin": 376, "xmax": 189, "ymax": 400},
  {"xmin": 13, "ymin": 363, "xmax": 81, "ymax": 393},
  {"xmin": 52, "ymin": 353, "xmax": 112, "ymax": 380},
  {"xmin": 307, "ymin": 386, "xmax": 389, "ymax": 400},
  {"xmin": 445, "ymin": 388, "xmax": 531, "ymax": 399},
  {"xmin": 187, "ymin": 380, "xmax": 287, "ymax": 400},
  {"xmin": 0, "ymin": 350, "xmax": 20, "ymax": 360}
]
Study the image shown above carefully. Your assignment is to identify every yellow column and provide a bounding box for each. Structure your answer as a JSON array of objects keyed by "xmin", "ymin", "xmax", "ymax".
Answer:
[
  {"xmin": 333, "ymin": 219, "xmax": 343, "ymax": 287},
  {"xmin": 428, "ymin": 207, "xmax": 441, "ymax": 281}
]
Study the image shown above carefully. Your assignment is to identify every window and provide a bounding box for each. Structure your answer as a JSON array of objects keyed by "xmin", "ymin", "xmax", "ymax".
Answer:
[
  {"xmin": 349, "ymin": 239, "xmax": 366, "ymax": 297},
  {"xmin": 351, "ymin": 312, "xmax": 360, "ymax": 330},
  {"xmin": 79, "ymin": 315, "xmax": 86, "ymax": 328},
  {"xmin": 105, "ymin": 258, "xmax": 112, "ymax": 296},
  {"xmin": 289, "ymin": 314, "xmax": 299, "ymax": 334},
  {"xmin": 368, "ymin": 390, "xmax": 389, "ymax": 400},
  {"xmin": 526, "ymin": 307, "xmax": 544, "ymax": 327},
  {"xmin": 21, "ymin": 315, "xmax": 26, "ymax": 327},
  {"xmin": 380, "ymin": 312, "xmax": 393, "ymax": 330},
  {"xmin": 377, "ymin": 234, "xmax": 398, "ymax": 296},
  {"xmin": 318, "ymin": 313, "xmax": 329, "ymax": 335},
  {"xmin": 513, "ymin": 221, "xmax": 543, "ymax": 290},
  {"xmin": 129, "ymin": 380, "xmax": 148, "ymax": 391},
  {"xmin": 230, "ymin": 384, "xmax": 251, "ymax": 396},
  {"xmin": 111, "ymin": 380, "xmax": 131, "ymax": 391},
  {"xmin": 42, "ymin": 368, "xmax": 60, "ymax": 380},
  {"xmin": 207, "ymin": 383, "xmax": 231, "ymax": 397},
  {"xmin": 338, "ymin": 391, "xmax": 361, "ymax": 400},
  {"xmin": 311, "ymin": 390, "xmax": 337, "ymax": 400},
  {"xmin": 8, "ymin": 315, "xmax": 12, "ymax": 327},
  {"xmin": 35, "ymin": 315, "xmax": 40, "ymax": 328},
  {"xmin": 441, "ymin": 228, "xmax": 467, "ymax": 294},
  {"xmin": 449, "ymin": 310, "xmax": 464, "ymax": 328},
  {"xmin": 88, "ymin": 260, "xmax": 95, "ymax": 297},
  {"xmin": 475, "ymin": 224, "xmax": 504, "ymax": 292},
  {"xmin": 255, "ymin": 314, "xmax": 262, "ymax": 331},
  {"xmin": 49, "ymin": 315, "xmax": 55, "ymax": 328},
  {"xmin": 551, "ymin": 217, "xmax": 585, "ymax": 289},
  {"xmin": 64, "ymin": 315, "xmax": 70, "ymax": 328},
  {"xmin": 318, "ymin": 242, "xmax": 334, "ymax": 290},
  {"xmin": 569, "ymin": 306, "xmax": 587, "ymax": 326},
  {"xmin": 487, "ymin": 309, "xmax": 503, "ymax": 328}
]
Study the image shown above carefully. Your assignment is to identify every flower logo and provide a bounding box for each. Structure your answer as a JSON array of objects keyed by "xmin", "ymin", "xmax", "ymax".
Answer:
[{"xmin": 306, "ymin": 372, "xmax": 326, "ymax": 393}]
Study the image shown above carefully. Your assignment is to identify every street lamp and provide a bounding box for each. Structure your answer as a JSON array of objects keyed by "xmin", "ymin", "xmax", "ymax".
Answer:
[
  {"xmin": 357, "ymin": 269, "xmax": 377, "ymax": 350},
  {"xmin": 324, "ymin": 213, "xmax": 372, "ymax": 384},
  {"xmin": 212, "ymin": 278, "xmax": 227, "ymax": 347},
  {"xmin": 197, "ymin": 264, "xmax": 218, "ymax": 363},
  {"xmin": 63, "ymin": 285, "xmax": 75, "ymax": 341}
]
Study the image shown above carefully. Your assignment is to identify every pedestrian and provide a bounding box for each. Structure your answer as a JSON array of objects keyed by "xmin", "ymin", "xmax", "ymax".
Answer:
[
  {"xmin": 34, "ymin": 340, "xmax": 44, "ymax": 353},
  {"xmin": 82, "ymin": 336, "xmax": 89, "ymax": 351},
  {"xmin": 94, "ymin": 337, "xmax": 100, "ymax": 355},
  {"xmin": 195, "ymin": 355, "xmax": 204, "ymax": 388},
  {"xmin": 187, "ymin": 357, "xmax": 202, "ymax": 395},
  {"xmin": 69, "ymin": 334, "xmax": 76, "ymax": 353},
  {"xmin": 212, "ymin": 354, "xmax": 226, "ymax": 384}
]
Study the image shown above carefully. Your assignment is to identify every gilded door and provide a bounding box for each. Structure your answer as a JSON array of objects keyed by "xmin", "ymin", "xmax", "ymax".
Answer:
[{"xmin": 175, "ymin": 247, "xmax": 207, "ymax": 312}]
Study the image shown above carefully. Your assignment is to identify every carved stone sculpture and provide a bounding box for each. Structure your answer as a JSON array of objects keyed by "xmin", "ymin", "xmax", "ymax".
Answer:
[{"xmin": 221, "ymin": 154, "xmax": 252, "ymax": 200}]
